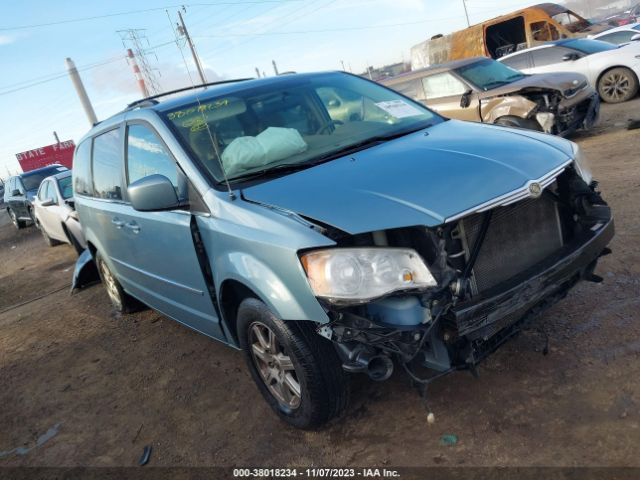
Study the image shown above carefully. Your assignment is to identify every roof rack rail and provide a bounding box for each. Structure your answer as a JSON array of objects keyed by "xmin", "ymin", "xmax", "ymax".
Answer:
[{"xmin": 125, "ymin": 78, "xmax": 254, "ymax": 110}]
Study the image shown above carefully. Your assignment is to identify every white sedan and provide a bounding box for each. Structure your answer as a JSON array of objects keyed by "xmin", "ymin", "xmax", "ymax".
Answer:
[
  {"xmin": 499, "ymin": 38, "xmax": 640, "ymax": 103},
  {"xmin": 33, "ymin": 170, "xmax": 86, "ymax": 253},
  {"xmin": 591, "ymin": 23, "xmax": 640, "ymax": 45}
]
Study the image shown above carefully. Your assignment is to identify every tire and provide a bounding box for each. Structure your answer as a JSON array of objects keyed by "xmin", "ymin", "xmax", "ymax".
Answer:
[
  {"xmin": 8, "ymin": 209, "xmax": 26, "ymax": 229},
  {"xmin": 237, "ymin": 298, "xmax": 349, "ymax": 429},
  {"xmin": 598, "ymin": 67, "xmax": 639, "ymax": 104},
  {"xmin": 494, "ymin": 115, "xmax": 543, "ymax": 131},
  {"xmin": 40, "ymin": 225, "xmax": 62, "ymax": 247},
  {"xmin": 35, "ymin": 218, "xmax": 62, "ymax": 247},
  {"xmin": 95, "ymin": 251, "xmax": 141, "ymax": 314}
]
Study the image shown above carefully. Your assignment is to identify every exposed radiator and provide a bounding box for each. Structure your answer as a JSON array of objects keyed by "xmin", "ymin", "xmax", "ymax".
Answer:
[{"xmin": 460, "ymin": 194, "xmax": 564, "ymax": 295}]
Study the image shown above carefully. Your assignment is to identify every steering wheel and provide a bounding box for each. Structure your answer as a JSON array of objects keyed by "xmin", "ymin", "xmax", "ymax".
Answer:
[{"xmin": 315, "ymin": 119, "xmax": 344, "ymax": 135}]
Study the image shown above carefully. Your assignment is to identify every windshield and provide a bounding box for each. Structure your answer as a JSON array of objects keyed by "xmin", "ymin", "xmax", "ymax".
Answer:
[
  {"xmin": 21, "ymin": 167, "xmax": 67, "ymax": 191},
  {"xmin": 564, "ymin": 38, "xmax": 618, "ymax": 54},
  {"xmin": 551, "ymin": 11, "xmax": 591, "ymax": 33},
  {"xmin": 455, "ymin": 59, "xmax": 525, "ymax": 91},
  {"xmin": 161, "ymin": 72, "xmax": 440, "ymax": 183},
  {"xmin": 57, "ymin": 175, "xmax": 73, "ymax": 199}
]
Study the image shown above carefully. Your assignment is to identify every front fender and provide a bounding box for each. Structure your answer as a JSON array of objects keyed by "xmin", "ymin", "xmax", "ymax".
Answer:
[
  {"xmin": 215, "ymin": 251, "xmax": 329, "ymax": 324},
  {"xmin": 482, "ymin": 95, "xmax": 538, "ymax": 123}
]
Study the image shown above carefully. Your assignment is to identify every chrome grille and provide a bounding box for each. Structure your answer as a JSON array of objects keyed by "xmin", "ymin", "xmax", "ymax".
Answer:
[{"xmin": 461, "ymin": 195, "xmax": 563, "ymax": 294}]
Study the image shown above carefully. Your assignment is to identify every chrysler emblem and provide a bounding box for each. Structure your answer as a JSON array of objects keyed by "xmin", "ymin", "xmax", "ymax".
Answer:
[{"xmin": 529, "ymin": 182, "xmax": 542, "ymax": 198}]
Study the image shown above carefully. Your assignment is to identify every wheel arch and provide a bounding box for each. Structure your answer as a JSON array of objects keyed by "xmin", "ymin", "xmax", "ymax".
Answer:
[{"xmin": 219, "ymin": 279, "xmax": 260, "ymax": 346}]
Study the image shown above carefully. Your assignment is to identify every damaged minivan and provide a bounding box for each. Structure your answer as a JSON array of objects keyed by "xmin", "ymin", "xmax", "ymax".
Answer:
[
  {"xmin": 381, "ymin": 57, "xmax": 600, "ymax": 136},
  {"xmin": 73, "ymin": 72, "xmax": 614, "ymax": 429}
]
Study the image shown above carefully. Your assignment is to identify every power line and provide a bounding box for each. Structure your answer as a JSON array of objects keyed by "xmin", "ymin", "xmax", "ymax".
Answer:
[
  {"xmin": 0, "ymin": 56, "xmax": 126, "ymax": 97},
  {"xmin": 0, "ymin": 1, "xmax": 305, "ymax": 31},
  {"xmin": 197, "ymin": 0, "xmax": 337, "ymax": 60}
]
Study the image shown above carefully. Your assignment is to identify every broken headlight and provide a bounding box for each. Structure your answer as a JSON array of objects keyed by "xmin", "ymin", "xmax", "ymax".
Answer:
[
  {"xmin": 571, "ymin": 142, "xmax": 593, "ymax": 185},
  {"xmin": 300, "ymin": 248, "xmax": 437, "ymax": 304}
]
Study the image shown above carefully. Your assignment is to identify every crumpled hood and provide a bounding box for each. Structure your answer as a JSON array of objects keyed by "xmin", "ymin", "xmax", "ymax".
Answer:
[
  {"xmin": 486, "ymin": 71, "xmax": 589, "ymax": 97},
  {"xmin": 242, "ymin": 120, "xmax": 574, "ymax": 235}
]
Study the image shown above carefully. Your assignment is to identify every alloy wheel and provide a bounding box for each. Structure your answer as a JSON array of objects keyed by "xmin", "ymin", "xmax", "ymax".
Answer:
[
  {"xmin": 249, "ymin": 321, "xmax": 302, "ymax": 410},
  {"xmin": 601, "ymin": 71, "xmax": 631, "ymax": 102},
  {"xmin": 9, "ymin": 210, "xmax": 18, "ymax": 227},
  {"xmin": 98, "ymin": 259, "xmax": 122, "ymax": 309}
]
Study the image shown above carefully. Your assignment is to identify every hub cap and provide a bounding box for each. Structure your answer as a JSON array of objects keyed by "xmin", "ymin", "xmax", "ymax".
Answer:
[
  {"xmin": 9, "ymin": 210, "xmax": 17, "ymax": 227},
  {"xmin": 601, "ymin": 71, "xmax": 631, "ymax": 102},
  {"xmin": 249, "ymin": 322, "xmax": 301, "ymax": 410},
  {"xmin": 98, "ymin": 260, "xmax": 122, "ymax": 309}
]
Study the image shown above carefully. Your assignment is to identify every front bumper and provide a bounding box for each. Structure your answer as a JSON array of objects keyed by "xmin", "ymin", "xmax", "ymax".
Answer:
[
  {"xmin": 450, "ymin": 217, "xmax": 614, "ymax": 362},
  {"xmin": 556, "ymin": 91, "xmax": 600, "ymax": 137}
]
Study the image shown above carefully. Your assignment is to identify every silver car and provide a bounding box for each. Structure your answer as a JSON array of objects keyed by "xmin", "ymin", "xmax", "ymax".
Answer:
[{"xmin": 33, "ymin": 171, "xmax": 86, "ymax": 253}]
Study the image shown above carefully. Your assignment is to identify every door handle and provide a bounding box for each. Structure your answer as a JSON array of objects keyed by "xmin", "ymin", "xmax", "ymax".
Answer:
[
  {"xmin": 112, "ymin": 217, "xmax": 124, "ymax": 229},
  {"xmin": 125, "ymin": 221, "xmax": 140, "ymax": 234}
]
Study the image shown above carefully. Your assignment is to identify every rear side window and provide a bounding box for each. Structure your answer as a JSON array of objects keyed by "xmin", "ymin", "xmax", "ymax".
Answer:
[
  {"xmin": 422, "ymin": 72, "xmax": 467, "ymax": 99},
  {"xmin": 386, "ymin": 79, "xmax": 426, "ymax": 102},
  {"xmin": 92, "ymin": 129, "xmax": 123, "ymax": 200},
  {"xmin": 501, "ymin": 52, "xmax": 532, "ymax": 70},
  {"xmin": 126, "ymin": 124, "xmax": 179, "ymax": 189},
  {"xmin": 530, "ymin": 47, "xmax": 574, "ymax": 67},
  {"xmin": 37, "ymin": 181, "xmax": 49, "ymax": 201},
  {"xmin": 73, "ymin": 140, "xmax": 93, "ymax": 196}
]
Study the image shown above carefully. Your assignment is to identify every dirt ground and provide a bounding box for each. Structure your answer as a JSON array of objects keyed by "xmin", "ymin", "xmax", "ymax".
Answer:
[{"xmin": 1, "ymin": 99, "xmax": 639, "ymax": 469}]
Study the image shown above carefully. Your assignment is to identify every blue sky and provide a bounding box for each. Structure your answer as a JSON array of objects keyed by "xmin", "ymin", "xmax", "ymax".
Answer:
[{"xmin": 0, "ymin": 0, "xmax": 542, "ymax": 175}]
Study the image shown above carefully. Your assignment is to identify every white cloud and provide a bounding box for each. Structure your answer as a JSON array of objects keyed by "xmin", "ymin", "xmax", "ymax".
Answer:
[{"xmin": 0, "ymin": 35, "xmax": 15, "ymax": 46}]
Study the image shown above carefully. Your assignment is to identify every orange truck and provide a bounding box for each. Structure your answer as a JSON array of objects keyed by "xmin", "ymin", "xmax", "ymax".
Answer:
[{"xmin": 411, "ymin": 3, "xmax": 611, "ymax": 69}]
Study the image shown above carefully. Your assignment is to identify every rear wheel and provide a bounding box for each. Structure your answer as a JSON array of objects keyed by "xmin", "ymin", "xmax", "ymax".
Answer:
[
  {"xmin": 494, "ymin": 115, "xmax": 543, "ymax": 131},
  {"xmin": 95, "ymin": 251, "xmax": 141, "ymax": 314},
  {"xmin": 237, "ymin": 298, "xmax": 349, "ymax": 429},
  {"xmin": 598, "ymin": 67, "xmax": 639, "ymax": 103},
  {"xmin": 8, "ymin": 209, "xmax": 26, "ymax": 229}
]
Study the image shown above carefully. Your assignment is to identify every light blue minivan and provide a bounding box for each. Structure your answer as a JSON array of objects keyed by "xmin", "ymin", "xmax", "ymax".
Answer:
[{"xmin": 73, "ymin": 72, "xmax": 613, "ymax": 428}]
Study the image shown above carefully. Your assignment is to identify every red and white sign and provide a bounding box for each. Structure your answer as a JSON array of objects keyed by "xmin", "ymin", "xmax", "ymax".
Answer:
[{"xmin": 16, "ymin": 140, "xmax": 75, "ymax": 172}]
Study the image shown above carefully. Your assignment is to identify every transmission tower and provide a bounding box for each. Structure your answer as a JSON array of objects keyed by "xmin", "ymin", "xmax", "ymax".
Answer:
[{"xmin": 118, "ymin": 29, "xmax": 162, "ymax": 95}]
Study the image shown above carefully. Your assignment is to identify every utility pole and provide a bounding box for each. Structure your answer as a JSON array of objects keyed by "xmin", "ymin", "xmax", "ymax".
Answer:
[
  {"xmin": 65, "ymin": 57, "xmax": 97, "ymax": 125},
  {"xmin": 462, "ymin": 0, "xmax": 470, "ymax": 27},
  {"xmin": 272, "ymin": 60, "xmax": 279, "ymax": 76},
  {"xmin": 177, "ymin": 11, "xmax": 207, "ymax": 85}
]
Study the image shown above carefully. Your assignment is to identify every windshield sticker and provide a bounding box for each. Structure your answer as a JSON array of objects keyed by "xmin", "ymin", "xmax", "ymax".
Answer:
[
  {"xmin": 374, "ymin": 100, "xmax": 423, "ymax": 119},
  {"xmin": 167, "ymin": 99, "xmax": 231, "ymax": 121}
]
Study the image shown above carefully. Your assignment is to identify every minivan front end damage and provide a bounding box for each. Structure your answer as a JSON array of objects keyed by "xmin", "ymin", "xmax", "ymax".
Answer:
[{"xmin": 303, "ymin": 164, "xmax": 613, "ymax": 383}]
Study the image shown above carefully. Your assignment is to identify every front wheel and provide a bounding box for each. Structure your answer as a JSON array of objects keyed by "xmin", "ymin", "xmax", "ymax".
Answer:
[
  {"xmin": 598, "ymin": 67, "xmax": 639, "ymax": 103},
  {"xmin": 95, "ymin": 251, "xmax": 141, "ymax": 314},
  {"xmin": 237, "ymin": 298, "xmax": 349, "ymax": 429}
]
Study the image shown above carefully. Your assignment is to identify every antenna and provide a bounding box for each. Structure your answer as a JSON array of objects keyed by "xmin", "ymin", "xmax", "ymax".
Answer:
[{"xmin": 166, "ymin": 9, "xmax": 235, "ymax": 200}]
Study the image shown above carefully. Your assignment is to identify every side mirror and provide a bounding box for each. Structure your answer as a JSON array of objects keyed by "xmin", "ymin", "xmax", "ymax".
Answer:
[
  {"xmin": 11, "ymin": 189, "xmax": 22, "ymax": 197},
  {"xmin": 128, "ymin": 174, "xmax": 180, "ymax": 212},
  {"xmin": 327, "ymin": 99, "xmax": 341, "ymax": 108},
  {"xmin": 460, "ymin": 90, "xmax": 473, "ymax": 108},
  {"xmin": 41, "ymin": 198, "xmax": 55, "ymax": 207},
  {"xmin": 631, "ymin": 33, "xmax": 640, "ymax": 42},
  {"xmin": 562, "ymin": 53, "xmax": 579, "ymax": 61}
]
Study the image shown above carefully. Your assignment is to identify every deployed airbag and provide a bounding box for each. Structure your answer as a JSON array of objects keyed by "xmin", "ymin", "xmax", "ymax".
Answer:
[{"xmin": 221, "ymin": 127, "xmax": 307, "ymax": 175}]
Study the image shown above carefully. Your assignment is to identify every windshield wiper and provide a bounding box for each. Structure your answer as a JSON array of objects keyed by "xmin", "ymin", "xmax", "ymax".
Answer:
[{"xmin": 225, "ymin": 121, "xmax": 436, "ymax": 184}]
